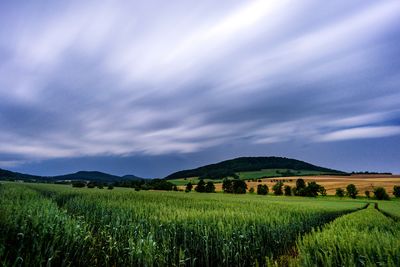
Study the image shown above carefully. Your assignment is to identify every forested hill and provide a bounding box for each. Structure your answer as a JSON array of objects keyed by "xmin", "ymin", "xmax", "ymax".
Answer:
[
  {"xmin": 164, "ymin": 156, "xmax": 345, "ymax": 180},
  {"xmin": 0, "ymin": 169, "xmax": 144, "ymax": 183}
]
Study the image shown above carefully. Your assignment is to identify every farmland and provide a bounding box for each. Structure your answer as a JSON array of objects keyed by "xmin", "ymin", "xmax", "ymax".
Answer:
[
  {"xmin": 175, "ymin": 174, "xmax": 400, "ymax": 195},
  {"xmin": 1, "ymin": 182, "xmax": 399, "ymax": 266}
]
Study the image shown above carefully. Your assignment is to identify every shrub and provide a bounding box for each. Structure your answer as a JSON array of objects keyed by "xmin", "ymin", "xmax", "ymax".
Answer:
[
  {"xmin": 97, "ymin": 185, "xmax": 104, "ymax": 189},
  {"xmin": 365, "ymin": 190, "xmax": 370, "ymax": 198},
  {"xmin": 319, "ymin": 186, "xmax": 327, "ymax": 196},
  {"xmin": 346, "ymin": 184, "xmax": 358, "ymax": 199},
  {"xmin": 284, "ymin": 185, "xmax": 292, "ymax": 196},
  {"xmin": 336, "ymin": 188, "xmax": 345, "ymax": 198},
  {"xmin": 257, "ymin": 184, "xmax": 268, "ymax": 195},
  {"xmin": 272, "ymin": 182, "xmax": 283, "ymax": 195},
  {"xmin": 107, "ymin": 185, "xmax": 114, "ymax": 190},
  {"xmin": 393, "ymin": 186, "xmax": 400, "ymax": 198},
  {"xmin": 249, "ymin": 187, "xmax": 255, "ymax": 193},
  {"xmin": 87, "ymin": 183, "xmax": 96, "ymax": 188},
  {"xmin": 374, "ymin": 187, "xmax": 389, "ymax": 200}
]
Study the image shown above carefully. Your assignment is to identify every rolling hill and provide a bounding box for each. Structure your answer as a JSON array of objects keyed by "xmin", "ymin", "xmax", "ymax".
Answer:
[
  {"xmin": 0, "ymin": 169, "xmax": 144, "ymax": 183},
  {"xmin": 164, "ymin": 156, "xmax": 346, "ymax": 180}
]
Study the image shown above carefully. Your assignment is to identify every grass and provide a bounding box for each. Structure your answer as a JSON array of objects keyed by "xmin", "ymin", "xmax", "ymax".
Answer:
[
  {"xmin": 296, "ymin": 203, "xmax": 400, "ymax": 266},
  {"xmin": 0, "ymin": 182, "xmax": 366, "ymax": 266}
]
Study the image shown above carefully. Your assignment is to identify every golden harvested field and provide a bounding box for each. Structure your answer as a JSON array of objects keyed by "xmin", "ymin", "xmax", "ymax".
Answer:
[{"xmin": 180, "ymin": 174, "xmax": 400, "ymax": 195}]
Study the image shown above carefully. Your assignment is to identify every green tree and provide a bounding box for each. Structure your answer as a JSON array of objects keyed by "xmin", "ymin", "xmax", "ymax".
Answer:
[
  {"xmin": 205, "ymin": 181, "xmax": 216, "ymax": 193},
  {"xmin": 232, "ymin": 179, "xmax": 247, "ymax": 194},
  {"xmin": 336, "ymin": 188, "xmax": 344, "ymax": 197},
  {"xmin": 185, "ymin": 182, "xmax": 193, "ymax": 192},
  {"xmin": 294, "ymin": 178, "xmax": 306, "ymax": 196},
  {"xmin": 222, "ymin": 179, "xmax": 233, "ymax": 193},
  {"xmin": 257, "ymin": 184, "xmax": 268, "ymax": 195},
  {"xmin": 393, "ymin": 186, "xmax": 400, "ymax": 198},
  {"xmin": 319, "ymin": 185, "xmax": 327, "ymax": 196},
  {"xmin": 195, "ymin": 179, "xmax": 206, "ymax": 193},
  {"xmin": 284, "ymin": 185, "xmax": 292, "ymax": 196},
  {"xmin": 374, "ymin": 187, "xmax": 389, "ymax": 200},
  {"xmin": 272, "ymin": 181, "xmax": 283, "ymax": 195},
  {"xmin": 365, "ymin": 190, "xmax": 370, "ymax": 198},
  {"xmin": 107, "ymin": 185, "xmax": 114, "ymax": 190},
  {"xmin": 346, "ymin": 184, "xmax": 358, "ymax": 199},
  {"xmin": 249, "ymin": 187, "xmax": 255, "ymax": 193},
  {"xmin": 304, "ymin": 182, "xmax": 320, "ymax": 197}
]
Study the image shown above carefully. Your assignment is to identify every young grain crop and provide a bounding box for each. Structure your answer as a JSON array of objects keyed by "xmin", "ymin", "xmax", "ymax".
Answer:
[{"xmin": 1, "ymin": 183, "xmax": 365, "ymax": 266}]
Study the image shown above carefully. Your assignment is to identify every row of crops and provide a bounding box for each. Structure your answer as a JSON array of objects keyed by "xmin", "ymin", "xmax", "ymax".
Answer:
[
  {"xmin": 0, "ymin": 182, "xmax": 398, "ymax": 266},
  {"xmin": 296, "ymin": 204, "xmax": 400, "ymax": 266}
]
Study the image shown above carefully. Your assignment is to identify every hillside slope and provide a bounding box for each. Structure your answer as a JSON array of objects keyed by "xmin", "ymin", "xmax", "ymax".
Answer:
[{"xmin": 165, "ymin": 156, "xmax": 345, "ymax": 180}]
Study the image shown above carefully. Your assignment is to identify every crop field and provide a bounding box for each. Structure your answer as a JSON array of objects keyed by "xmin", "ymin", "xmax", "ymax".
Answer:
[
  {"xmin": 197, "ymin": 174, "xmax": 400, "ymax": 195},
  {"xmin": 0, "ymin": 182, "xmax": 399, "ymax": 266}
]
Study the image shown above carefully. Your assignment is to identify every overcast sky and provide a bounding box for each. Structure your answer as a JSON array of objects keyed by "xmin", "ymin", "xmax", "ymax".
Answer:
[{"xmin": 1, "ymin": 0, "xmax": 400, "ymax": 177}]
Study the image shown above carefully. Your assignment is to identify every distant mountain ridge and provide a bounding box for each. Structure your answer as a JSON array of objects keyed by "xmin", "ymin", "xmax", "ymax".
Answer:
[
  {"xmin": 0, "ymin": 169, "xmax": 144, "ymax": 183},
  {"xmin": 165, "ymin": 156, "xmax": 345, "ymax": 180}
]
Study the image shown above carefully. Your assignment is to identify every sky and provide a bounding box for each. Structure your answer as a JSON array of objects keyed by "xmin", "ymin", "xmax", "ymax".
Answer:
[{"xmin": 1, "ymin": 0, "xmax": 400, "ymax": 177}]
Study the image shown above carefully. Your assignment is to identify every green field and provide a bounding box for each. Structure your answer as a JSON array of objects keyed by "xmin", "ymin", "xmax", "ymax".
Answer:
[
  {"xmin": 169, "ymin": 169, "xmax": 332, "ymax": 186},
  {"xmin": 0, "ymin": 182, "xmax": 399, "ymax": 266}
]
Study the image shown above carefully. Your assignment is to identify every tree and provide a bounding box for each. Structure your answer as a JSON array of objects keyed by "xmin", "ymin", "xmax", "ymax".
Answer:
[
  {"xmin": 173, "ymin": 185, "xmax": 178, "ymax": 191},
  {"xmin": 195, "ymin": 179, "xmax": 206, "ymax": 193},
  {"xmin": 374, "ymin": 187, "xmax": 389, "ymax": 200},
  {"xmin": 393, "ymin": 186, "xmax": 400, "ymax": 198},
  {"xmin": 107, "ymin": 185, "xmax": 114, "ymax": 190},
  {"xmin": 336, "ymin": 188, "xmax": 345, "ymax": 197},
  {"xmin": 365, "ymin": 190, "xmax": 370, "ymax": 198},
  {"xmin": 319, "ymin": 185, "xmax": 327, "ymax": 196},
  {"xmin": 257, "ymin": 184, "xmax": 268, "ymax": 195},
  {"xmin": 232, "ymin": 179, "xmax": 247, "ymax": 194},
  {"xmin": 87, "ymin": 182, "xmax": 95, "ymax": 188},
  {"xmin": 284, "ymin": 185, "xmax": 292, "ymax": 196},
  {"xmin": 72, "ymin": 181, "xmax": 86, "ymax": 188},
  {"xmin": 185, "ymin": 182, "xmax": 193, "ymax": 192},
  {"xmin": 97, "ymin": 185, "xmax": 104, "ymax": 189},
  {"xmin": 304, "ymin": 182, "xmax": 320, "ymax": 197},
  {"xmin": 222, "ymin": 179, "xmax": 233, "ymax": 193},
  {"xmin": 249, "ymin": 187, "xmax": 255, "ymax": 193},
  {"xmin": 205, "ymin": 181, "xmax": 216, "ymax": 193},
  {"xmin": 272, "ymin": 182, "xmax": 283, "ymax": 195},
  {"xmin": 294, "ymin": 178, "xmax": 306, "ymax": 196},
  {"xmin": 346, "ymin": 184, "xmax": 358, "ymax": 199}
]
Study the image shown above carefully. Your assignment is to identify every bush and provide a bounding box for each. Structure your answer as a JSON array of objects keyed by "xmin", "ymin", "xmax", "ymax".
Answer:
[
  {"xmin": 107, "ymin": 185, "xmax": 114, "ymax": 190},
  {"xmin": 272, "ymin": 182, "xmax": 283, "ymax": 195},
  {"xmin": 249, "ymin": 187, "xmax": 255, "ymax": 193},
  {"xmin": 257, "ymin": 184, "xmax": 268, "ymax": 195},
  {"xmin": 393, "ymin": 186, "xmax": 400, "ymax": 198},
  {"xmin": 284, "ymin": 185, "xmax": 292, "ymax": 196},
  {"xmin": 336, "ymin": 188, "xmax": 345, "ymax": 198},
  {"xmin": 97, "ymin": 185, "xmax": 104, "ymax": 189},
  {"xmin": 365, "ymin": 190, "xmax": 370, "ymax": 198},
  {"xmin": 346, "ymin": 184, "xmax": 358, "ymax": 199},
  {"xmin": 374, "ymin": 187, "xmax": 389, "ymax": 200}
]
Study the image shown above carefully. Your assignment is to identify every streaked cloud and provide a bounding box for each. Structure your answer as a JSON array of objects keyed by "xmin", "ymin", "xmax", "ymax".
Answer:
[{"xmin": 0, "ymin": 0, "xmax": 399, "ymax": 174}]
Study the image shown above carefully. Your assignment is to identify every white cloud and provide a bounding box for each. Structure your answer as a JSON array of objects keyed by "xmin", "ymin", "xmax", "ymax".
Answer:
[{"xmin": 317, "ymin": 126, "xmax": 400, "ymax": 142}]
